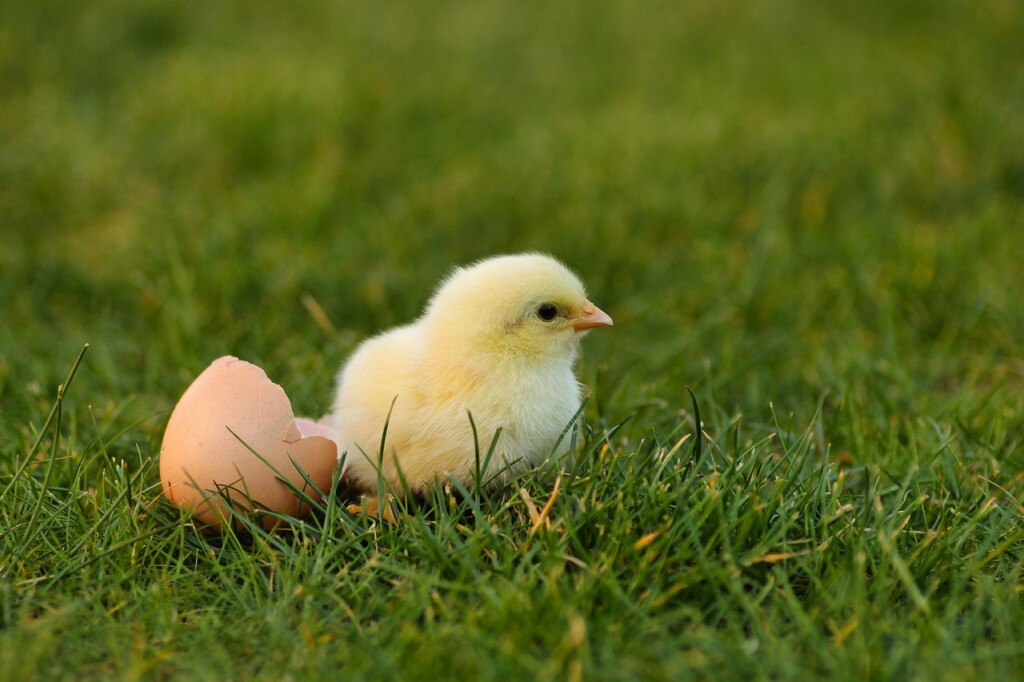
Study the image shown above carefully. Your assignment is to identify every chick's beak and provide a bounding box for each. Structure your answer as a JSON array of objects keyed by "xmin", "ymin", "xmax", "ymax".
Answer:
[{"xmin": 573, "ymin": 300, "xmax": 614, "ymax": 332}]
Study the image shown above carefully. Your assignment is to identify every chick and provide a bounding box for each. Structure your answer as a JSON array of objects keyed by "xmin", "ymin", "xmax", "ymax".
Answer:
[{"xmin": 333, "ymin": 253, "xmax": 612, "ymax": 495}]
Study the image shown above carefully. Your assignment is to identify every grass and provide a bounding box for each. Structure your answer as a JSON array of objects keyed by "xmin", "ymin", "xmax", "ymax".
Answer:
[{"xmin": 2, "ymin": 0, "xmax": 1024, "ymax": 679}]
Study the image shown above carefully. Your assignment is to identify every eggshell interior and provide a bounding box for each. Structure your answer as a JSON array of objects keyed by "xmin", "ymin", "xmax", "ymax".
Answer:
[{"xmin": 160, "ymin": 356, "xmax": 340, "ymax": 530}]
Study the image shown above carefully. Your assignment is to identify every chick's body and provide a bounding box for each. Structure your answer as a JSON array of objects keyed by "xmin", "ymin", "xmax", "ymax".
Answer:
[{"xmin": 333, "ymin": 253, "xmax": 612, "ymax": 493}]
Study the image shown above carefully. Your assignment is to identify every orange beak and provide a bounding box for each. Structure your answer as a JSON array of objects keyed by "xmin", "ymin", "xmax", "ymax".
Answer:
[{"xmin": 572, "ymin": 300, "xmax": 614, "ymax": 332}]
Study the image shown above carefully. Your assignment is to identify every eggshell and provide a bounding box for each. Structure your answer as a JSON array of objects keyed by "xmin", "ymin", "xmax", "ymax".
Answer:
[{"xmin": 160, "ymin": 356, "xmax": 340, "ymax": 530}]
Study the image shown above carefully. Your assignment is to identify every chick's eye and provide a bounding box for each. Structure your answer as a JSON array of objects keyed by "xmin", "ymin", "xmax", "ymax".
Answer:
[{"xmin": 537, "ymin": 303, "xmax": 559, "ymax": 321}]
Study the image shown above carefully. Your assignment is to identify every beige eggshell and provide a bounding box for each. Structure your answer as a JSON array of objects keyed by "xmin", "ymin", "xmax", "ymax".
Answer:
[{"xmin": 160, "ymin": 356, "xmax": 340, "ymax": 530}]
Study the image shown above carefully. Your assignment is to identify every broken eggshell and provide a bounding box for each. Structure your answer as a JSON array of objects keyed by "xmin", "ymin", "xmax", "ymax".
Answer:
[{"xmin": 159, "ymin": 356, "xmax": 340, "ymax": 530}]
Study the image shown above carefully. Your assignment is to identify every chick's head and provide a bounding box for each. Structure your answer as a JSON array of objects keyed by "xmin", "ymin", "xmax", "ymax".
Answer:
[{"xmin": 423, "ymin": 253, "xmax": 612, "ymax": 362}]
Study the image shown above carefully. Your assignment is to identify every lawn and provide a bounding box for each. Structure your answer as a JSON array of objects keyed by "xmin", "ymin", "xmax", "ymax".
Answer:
[{"xmin": 2, "ymin": 0, "xmax": 1024, "ymax": 679}]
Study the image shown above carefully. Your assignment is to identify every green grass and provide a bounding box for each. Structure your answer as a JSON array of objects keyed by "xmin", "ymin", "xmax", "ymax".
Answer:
[{"xmin": 2, "ymin": 0, "xmax": 1024, "ymax": 679}]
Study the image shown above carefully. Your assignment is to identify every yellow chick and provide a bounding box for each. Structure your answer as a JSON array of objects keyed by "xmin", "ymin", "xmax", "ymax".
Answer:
[{"xmin": 333, "ymin": 253, "xmax": 612, "ymax": 494}]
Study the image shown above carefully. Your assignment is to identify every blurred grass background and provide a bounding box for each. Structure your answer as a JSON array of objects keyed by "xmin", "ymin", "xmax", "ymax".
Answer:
[
  {"xmin": 3, "ymin": 0, "xmax": 1022, "ymax": 422},
  {"xmin": 2, "ymin": 0, "xmax": 1023, "ymax": 678}
]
